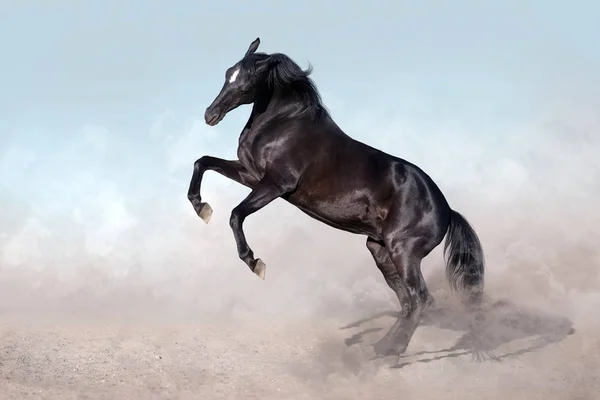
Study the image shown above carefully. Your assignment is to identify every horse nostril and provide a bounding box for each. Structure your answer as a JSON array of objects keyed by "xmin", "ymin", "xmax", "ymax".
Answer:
[
  {"xmin": 204, "ymin": 109, "xmax": 221, "ymax": 126},
  {"xmin": 204, "ymin": 109, "xmax": 212, "ymax": 123},
  {"xmin": 204, "ymin": 109, "xmax": 216, "ymax": 125}
]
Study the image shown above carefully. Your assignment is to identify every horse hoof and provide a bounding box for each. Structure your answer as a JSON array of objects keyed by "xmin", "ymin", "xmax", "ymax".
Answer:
[
  {"xmin": 373, "ymin": 339, "xmax": 407, "ymax": 357},
  {"xmin": 253, "ymin": 259, "xmax": 266, "ymax": 280},
  {"xmin": 198, "ymin": 203, "xmax": 213, "ymax": 224}
]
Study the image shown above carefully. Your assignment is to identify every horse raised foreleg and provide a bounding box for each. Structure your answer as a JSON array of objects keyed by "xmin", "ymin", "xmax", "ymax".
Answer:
[
  {"xmin": 228, "ymin": 178, "xmax": 289, "ymax": 280},
  {"xmin": 187, "ymin": 156, "xmax": 258, "ymax": 223}
]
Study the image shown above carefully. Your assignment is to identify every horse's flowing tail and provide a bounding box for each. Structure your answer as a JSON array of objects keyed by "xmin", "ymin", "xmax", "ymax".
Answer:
[{"xmin": 443, "ymin": 209, "xmax": 485, "ymax": 306}]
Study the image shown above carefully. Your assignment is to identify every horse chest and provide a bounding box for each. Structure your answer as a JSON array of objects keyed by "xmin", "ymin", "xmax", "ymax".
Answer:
[{"xmin": 237, "ymin": 128, "xmax": 266, "ymax": 179}]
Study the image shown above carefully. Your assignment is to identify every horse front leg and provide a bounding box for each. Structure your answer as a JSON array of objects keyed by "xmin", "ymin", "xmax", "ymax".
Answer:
[
  {"xmin": 228, "ymin": 178, "xmax": 289, "ymax": 280},
  {"xmin": 187, "ymin": 156, "xmax": 259, "ymax": 223}
]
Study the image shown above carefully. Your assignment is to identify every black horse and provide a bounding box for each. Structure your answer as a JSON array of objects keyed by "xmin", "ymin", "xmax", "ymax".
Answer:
[{"xmin": 188, "ymin": 38, "xmax": 485, "ymax": 357}]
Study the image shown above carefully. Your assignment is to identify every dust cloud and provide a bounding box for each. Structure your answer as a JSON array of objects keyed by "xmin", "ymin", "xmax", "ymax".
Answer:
[{"xmin": 1, "ymin": 94, "xmax": 599, "ymax": 399}]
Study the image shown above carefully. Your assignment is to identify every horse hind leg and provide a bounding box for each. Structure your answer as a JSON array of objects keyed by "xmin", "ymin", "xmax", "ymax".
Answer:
[
  {"xmin": 366, "ymin": 237, "xmax": 433, "ymax": 356},
  {"xmin": 366, "ymin": 237, "xmax": 433, "ymax": 311}
]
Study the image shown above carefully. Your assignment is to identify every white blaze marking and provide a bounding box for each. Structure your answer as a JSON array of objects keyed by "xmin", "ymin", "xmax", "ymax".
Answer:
[{"xmin": 229, "ymin": 68, "xmax": 240, "ymax": 83}]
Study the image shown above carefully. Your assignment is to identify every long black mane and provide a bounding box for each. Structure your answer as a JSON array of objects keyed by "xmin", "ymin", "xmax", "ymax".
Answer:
[{"xmin": 247, "ymin": 52, "xmax": 329, "ymax": 119}]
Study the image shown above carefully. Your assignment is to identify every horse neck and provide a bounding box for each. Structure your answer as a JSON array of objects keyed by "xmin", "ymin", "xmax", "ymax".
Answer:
[
  {"xmin": 251, "ymin": 85, "xmax": 313, "ymax": 119},
  {"xmin": 250, "ymin": 87, "xmax": 273, "ymax": 116}
]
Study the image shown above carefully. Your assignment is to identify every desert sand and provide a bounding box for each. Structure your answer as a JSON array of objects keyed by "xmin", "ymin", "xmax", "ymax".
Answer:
[{"xmin": 0, "ymin": 294, "xmax": 596, "ymax": 399}]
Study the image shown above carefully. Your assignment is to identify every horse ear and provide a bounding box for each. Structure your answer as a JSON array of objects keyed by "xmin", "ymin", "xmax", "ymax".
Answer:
[{"xmin": 245, "ymin": 37, "xmax": 260, "ymax": 57}]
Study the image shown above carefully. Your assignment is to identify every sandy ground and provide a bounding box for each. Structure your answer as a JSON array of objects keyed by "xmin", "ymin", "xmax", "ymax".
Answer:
[{"xmin": 0, "ymin": 276, "xmax": 598, "ymax": 400}]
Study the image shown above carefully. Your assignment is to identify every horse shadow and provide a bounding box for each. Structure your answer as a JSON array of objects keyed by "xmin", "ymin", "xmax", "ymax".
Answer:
[{"xmin": 340, "ymin": 298, "xmax": 575, "ymax": 369}]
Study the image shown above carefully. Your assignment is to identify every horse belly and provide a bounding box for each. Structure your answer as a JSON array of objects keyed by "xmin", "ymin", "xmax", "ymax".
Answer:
[{"xmin": 286, "ymin": 191, "xmax": 384, "ymax": 238}]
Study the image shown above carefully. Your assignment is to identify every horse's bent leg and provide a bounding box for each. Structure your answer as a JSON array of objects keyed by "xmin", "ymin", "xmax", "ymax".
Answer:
[
  {"xmin": 229, "ymin": 179, "xmax": 287, "ymax": 279},
  {"xmin": 366, "ymin": 237, "xmax": 410, "ymax": 356},
  {"xmin": 366, "ymin": 237, "xmax": 434, "ymax": 316},
  {"xmin": 373, "ymin": 236, "xmax": 431, "ymax": 356},
  {"xmin": 366, "ymin": 237, "xmax": 401, "ymax": 290},
  {"xmin": 187, "ymin": 156, "xmax": 258, "ymax": 223}
]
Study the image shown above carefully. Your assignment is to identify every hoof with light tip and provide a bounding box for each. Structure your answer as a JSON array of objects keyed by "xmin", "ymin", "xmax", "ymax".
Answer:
[
  {"xmin": 198, "ymin": 203, "xmax": 213, "ymax": 224},
  {"xmin": 253, "ymin": 259, "xmax": 266, "ymax": 280}
]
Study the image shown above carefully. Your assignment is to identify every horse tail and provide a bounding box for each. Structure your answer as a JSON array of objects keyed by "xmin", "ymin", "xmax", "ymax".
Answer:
[{"xmin": 443, "ymin": 209, "xmax": 485, "ymax": 306}]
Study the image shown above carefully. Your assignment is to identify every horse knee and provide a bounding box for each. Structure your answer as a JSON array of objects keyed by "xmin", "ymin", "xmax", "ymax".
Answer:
[
  {"xmin": 229, "ymin": 209, "xmax": 242, "ymax": 230},
  {"xmin": 194, "ymin": 156, "xmax": 210, "ymax": 170}
]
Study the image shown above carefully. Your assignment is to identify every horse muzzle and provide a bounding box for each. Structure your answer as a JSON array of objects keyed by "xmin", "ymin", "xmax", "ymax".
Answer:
[{"xmin": 204, "ymin": 107, "xmax": 224, "ymax": 126}]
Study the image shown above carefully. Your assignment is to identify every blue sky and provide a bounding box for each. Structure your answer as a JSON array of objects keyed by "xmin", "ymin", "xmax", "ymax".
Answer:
[
  {"xmin": 0, "ymin": 1, "xmax": 598, "ymax": 275},
  {"xmin": 3, "ymin": 1, "xmax": 598, "ymax": 128}
]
